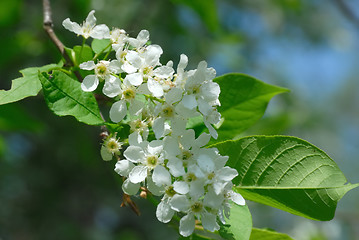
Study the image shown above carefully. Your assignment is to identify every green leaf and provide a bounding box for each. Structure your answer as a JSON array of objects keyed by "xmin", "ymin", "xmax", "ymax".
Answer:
[
  {"xmin": 250, "ymin": 228, "xmax": 294, "ymax": 240},
  {"xmin": 214, "ymin": 73, "xmax": 289, "ymax": 142},
  {"xmin": 212, "ymin": 136, "xmax": 359, "ymax": 221},
  {"xmin": 171, "ymin": 0, "xmax": 219, "ymax": 32},
  {"xmin": 0, "ymin": 103, "xmax": 43, "ymax": 132},
  {"xmin": 92, "ymin": 39, "xmax": 111, "ymax": 54},
  {"xmin": 0, "ymin": 64, "xmax": 60, "ymax": 105},
  {"xmin": 65, "ymin": 45, "xmax": 93, "ymax": 66},
  {"xmin": 39, "ymin": 70, "xmax": 104, "ymax": 125},
  {"xmin": 219, "ymin": 203, "xmax": 252, "ymax": 240}
]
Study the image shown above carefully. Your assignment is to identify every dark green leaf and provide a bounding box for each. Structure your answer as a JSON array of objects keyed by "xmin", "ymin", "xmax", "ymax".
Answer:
[
  {"xmin": 214, "ymin": 73, "xmax": 289, "ymax": 142},
  {"xmin": 0, "ymin": 103, "xmax": 43, "ymax": 132},
  {"xmin": 212, "ymin": 136, "xmax": 359, "ymax": 221},
  {"xmin": 0, "ymin": 64, "xmax": 60, "ymax": 105},
  {"xmin": 219, "ymin": 203, "xmax": 252, "ymax": 240},
  {"xmin": 250, "ymin": 228, "xmax": 294, "ymax": 240},
  {"xmin": 39, "ymin": 71, "xmax": 104, "ymax": 125}
]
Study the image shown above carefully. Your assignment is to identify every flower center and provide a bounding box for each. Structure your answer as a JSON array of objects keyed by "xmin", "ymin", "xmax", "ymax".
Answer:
[
  {"xmin": 146, "ymin": 155, "xmax": 158, "ymax": 168},
  {"xmin": 191, "ymin": 202, "xmax": 203, "ymax": 213},
  {"xmin": 207, "ymin": 172, "xmax": 215, "ymax": 180},
  {"xmin": 165, "ymin": 186, "xmax": 177, "ymax": 197},
  {"xmin": 122, "ymin": 88, "xmax": 136, "ymax": 101},
  {"xmin": 95, "ymin": 63, "xmax": 109, "ymax": 78},
  {"xmin": 106, "ymin": 138, "xmax": 121, "ymax": 153},
  {"xmin": 185, "ymin": 173, "xmax": 197, "ymax": 182},
  {"xmin": 162, "ymin": 106, "xmax": 174, "ymax": 118}
]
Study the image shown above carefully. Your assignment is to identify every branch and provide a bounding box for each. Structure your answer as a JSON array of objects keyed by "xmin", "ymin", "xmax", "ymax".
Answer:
[
  {"xmin": 334, "ymin": 0, "xmax": 359, "ymax": 29},
  {"xmin": 42, "ymin": 0, "xmax": 82, "ymax": 81}
]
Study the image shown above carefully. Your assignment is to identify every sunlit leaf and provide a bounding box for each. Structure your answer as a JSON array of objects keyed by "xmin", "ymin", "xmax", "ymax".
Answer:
[
  {"xmin": 214, "ymin": 73, "xmax": 289, "ymax": 142},
  {"xmin": 250, "ymin": 228, "xmax": 294, "ymax": 240},
  {"xmin": 0, "ymin": 64, "xmax": 60, "ymax": 105},
  {"xmin": 212, "ymin": 136, "xmax": 359, "ymax": 220},
  {"xmin": 219, "ymin": 203, "xmax": 252, "ymax": 240},
  {"xmin": 39, "ymin": 71, "xmax": 104, "ymax": 125}
]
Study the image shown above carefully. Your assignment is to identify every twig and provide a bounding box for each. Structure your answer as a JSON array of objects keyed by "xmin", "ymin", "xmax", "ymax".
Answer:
[
  {"xmin": 42, "ymin": 0, "xmax": 83, "ymax": 82},
  {"xmin": 334, "ymin": 0, "xmax": 359, "ymax": 29}
]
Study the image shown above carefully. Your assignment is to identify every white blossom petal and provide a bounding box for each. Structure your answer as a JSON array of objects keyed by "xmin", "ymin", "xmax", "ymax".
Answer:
[
  {"xmin": 152, "ymin": 165, "xmax": 171, "ymax": 186},
  {"xmin": 91, "ymin": 24, "xmax": 110, "ymax": 39},
  {"xmin": 217, "ymin": 166, "xmax": 238, "ymax": 182},
  {"xmin": 147, "ymin": 78, "xmax": 164, "ymax": 97},
  {"xmin": 79, "ymin": 61, "xmax": 96, "ymax": 70},
  {"xmin": 197, "ymin": 154, "xmax": 215, "ymax": 173},
  {"xmin": 129, "ymin": 165, "xmax": 148, "ymax": 183},
  {"xmin": 103, "ymin": 78, "xmax": 121, "ymax": 97},
  {"xmin": 124, "ymin": 145, "xmax": 145, "ymax": 163},
  {"xmin": 170, "ymin": 195, "xmax": 190, "ymax": 212},
  {"xmin": 122, "ymin": 178, "xmax": 140, "ymax": 195},
  {"xmin": 147, "ymin": 177, "xmax": 165, "ymax": 196},
  {"xmin": 62, "ymin": 18, "xmax": 81, "ymax": 35},
  {"xmin": 114, "ymin": 160, "xmax": 135, "ymax": 177},
  {"xmin": 154, "ymin": 66, "xmax": 174, "ymax": 79},
  {"xmin": 167, "ymin": 157, "xmax": 185, "ymax": 177},
  {"xmin": 181, "ymin": 95, "xmax": 197, "ymax": 109},
  {"xmin": 100, "ymin": 145, "xmax": 112, "ymax": 161},
  {"xmin": 81, "ymin": 75, "xmax": 99, "ymax": 92},
  {"xmin": 201, "ymin": 212, "xmax": 220, "ymax": 232},
  {"xmin": 173, "ymin": 181, "xmax": 189, "ymax": 195},
  {"xmin": 179, "ymin": 214, "xmax": 195, "ymax": 237},
  {"xmin": 129, "ymin": 99, "xmax": 144, "ymax": 116},
  {"xmin": 153, "ymin": 117, "xmax": 165, "ymax": 139},
  {"xmin": 125, "ymin": 73, "xmax": 143, "ymax": 86},
  {"xmin": 230, "ymin": 191, "xmax": 246, "ymax": 206},
  {"xmin": 156, "ymin": 201, "xmax": 174, "ymax": 223},
  {"xmin": 165, "ymin": 87, "xmax": 183, "ymax": 105},
  {"xmin": 109, "ymin": 100, "xmax": 127, "ymax": 123}
]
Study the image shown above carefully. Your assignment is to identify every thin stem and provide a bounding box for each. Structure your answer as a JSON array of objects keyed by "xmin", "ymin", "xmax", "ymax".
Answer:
[{"xmin": 42, "ymin": 0, "xmax": 82, "ymax": 82}]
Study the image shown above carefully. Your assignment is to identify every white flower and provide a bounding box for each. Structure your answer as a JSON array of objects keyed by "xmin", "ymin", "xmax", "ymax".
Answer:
[
  {"xmin": 80, "ymin": 60, "xmax": 122, "ymax": 97},
  {"xmin": 127, "ymin": 29, "xmax": 150, "ymax": 49},
  {"xmin": 123, "ymin": 140, "xmax": 171, "ymax": 186},
  {"xmin": 100, "ymin": 136, "xmax": 123, "ymax": 161},
  {"xmin": 62, "ymin": 10, "xmax": 110, "ymax": 39},
  {"xmin": 109, "ymin": 79, "xmax": 146, "ymax": 123},
  {"xmin": 170, "ymin": 195, "xmax": 220, "ymax": 236}
]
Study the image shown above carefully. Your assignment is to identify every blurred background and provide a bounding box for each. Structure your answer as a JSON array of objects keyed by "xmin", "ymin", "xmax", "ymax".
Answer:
[{"xmin": 0, "ymin": 0, "xmax": 358, "ymax": 239}]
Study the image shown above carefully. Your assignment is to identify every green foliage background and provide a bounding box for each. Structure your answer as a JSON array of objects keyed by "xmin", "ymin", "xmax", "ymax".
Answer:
[{"xmin": 0, "ymin": 0, "xmax": 358, "ymax": 239}]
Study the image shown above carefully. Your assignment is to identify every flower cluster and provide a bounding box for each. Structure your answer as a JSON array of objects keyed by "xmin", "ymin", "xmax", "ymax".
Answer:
[{"xmin": 63, "ymin": 11, "xmax": 245, "ymax": 237}]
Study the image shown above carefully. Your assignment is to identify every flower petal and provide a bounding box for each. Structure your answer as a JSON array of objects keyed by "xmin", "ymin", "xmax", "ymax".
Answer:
[
  {"xmin": 152, "ymin": 165, "xmax": 171, "ymax": 186},
  {"xmin": 125, "ymin": 72, "xmax": 143, "ymax": 86},
  {"xmin": 114, "ymin": 160, "xmax": 134, "ymax": 177},
  {"xmin": 165, "ymin": 87, "xmax": 183, "ymax": 105},
  {"xmin": 79, "ymin": 61, "xmax": 96, "ymax": 70},
  {"xmin": 91, "ymin": 24, "xmax": 110, "ymax": 39},
  {"xmin": 124, "ymin": 145, "xmax": 145, "ymax": 163},
  {"xmin": 100, "ymin": 145, "xmax": 112, "ymax": 161},
  {"xmin": 170, "ymin": 194, "xmax": 190, "ymax": 212},
  {"xmin": 173, "ymin": 181, "xmax": 189, "ymax": 195},
  {"xmin": 147, "ymin": 78, "xmax": 164, "ymax": 97},
  {"xmin": 103, "ymin": 78, "xmax": 121, "ymax": 97},
  {"xmin": 179, "ymin": 214, "xmax": 195, "ymax": 237},
  {"xmin": 81, "ymin": 75, "xmax": 99, "ymax": 92},
  {"xmin": 201, "ymin": 212, "xmax": 220, "ymax": 232},
  {"xmin": 129, "ymin": 165, "xmax": 148, "ymax": 183},
  {"xmin": 109, "ymin": 100, "xmax": 127, "ymax": 123},
  {"xmin": 156, "ymin": 201, "xmax": 174, "ymax": 223},
  {"xmin": 181, "ymin": 95, "xmax": 197, "ymax": 109},
  {"xmin": 122, "ymin": 178, "xmax": 140, "ymax": 195}
]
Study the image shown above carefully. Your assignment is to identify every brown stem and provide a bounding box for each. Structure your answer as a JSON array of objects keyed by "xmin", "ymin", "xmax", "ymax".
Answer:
[{"xmin": 42, "ymin": 0, "xmax": 82, "ymax": 82}]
